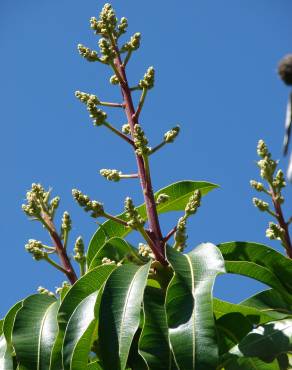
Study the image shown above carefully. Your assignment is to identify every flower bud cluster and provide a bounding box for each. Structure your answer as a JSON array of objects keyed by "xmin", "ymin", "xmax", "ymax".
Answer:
[
  {"xmin": 156, "ymin": 193, "xmax": 170, "ymax": 205},
  {"xmin": 138, "ymin": 243, "xmax": 154, "ymax": 259},
  {"xmin": 121, "ymin": 33, "xmax": 141, "ymax": 53},
  {"xmin": 22, "ymin": 183, "xmax": 57, "ymax": 220},
  {"xmin": 72, "ymin": 189, "xmax": 104, "ymax": 218},
  {"xmin": 266, "ymin": 222, "xmax": 285, "ymax": 241},
  {"xmin": 138, "ymin": 67, "xmax": 155, "ymax": 90},
  {"xmin": 250, "ymin": 180, "xmax": 264, "ymax": 192},
  {"xmin": 185, "ymin": 190, "xmax": 201, "ymax": 216},
  {"xmin": 75, "ymin": 91, "xmax": 100, "ymax": 105},
  {"xmin": 37, "ymin": 286, "xmax": 55, "ymax": 297},
  {"xmin": 133, "ymin": 124, "xmax": 150, "ymax": 156},
  {"xmin": 100, "ymin": 169, "xmax": 121, "ymax": 182},
  {"xmin": 61, "ymin": 211, "xmax": 71, "ymax": 233},
  {"xmin": 252, "ymin": 198, "xmax": 269, "ymax": 212},
  {"xmin": 98, "ymin": 38, "xmax": 116, "ymax": 64},
  {"xmin": 90, "ymin": 4, "xmax": 118, "ymax": 37},
  {"xmin": 174, "ymin": 217, "xmax": 187, "ymax": 252},
  {"xmin": 73, "ymin": 236, "xmax": 86, "ymax": 264},
  {"xmin": 77, "ymin": 44, "xmax": 99, "ymax": 62},
  {"xmin": 25, "ymin": 239, "xmax": 47, "ymax": 261},
  {"xmin": 124, "ymin": 197, "xmax": 145, "ymax": 229},
  {"xmin": 174, "ymin": 190, "xmax": 201, "ymax": 251},
  {"xmin": 164, "ymin": 126, "xmax": 180, "ymax": 143}
]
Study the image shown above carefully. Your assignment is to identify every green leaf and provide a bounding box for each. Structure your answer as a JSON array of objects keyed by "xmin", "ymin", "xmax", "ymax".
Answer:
[
  {"xmin": 240, "ymin": 289, "xmax": 292, "ymax": 320},
  {"xmin": 213, "ymin": 298, "xmax": 277, "ymax": 325},
  {"xmin": 50, "ymin": 265, "xmax": 115, "ymax": 370},
  {"xmin": 89, "ymin": 237, "xmax": 143, "ymax": 270},
  {"xmin": 139, "ymin": 287, "xmax": 177, "ymax": 370},
  {"xmin": 12, "ymin": 294, "xmax": 58, "ymax": 370},
  {"xmin": 218, "ymin": 241, "xmax": 292, "ymax": 302},
  {"xmin": 87, "ymin": 361, "xmax": 103, "ymax": 369},
  {"xmin": 166, "ymin": 243, "xmax": 225, "ymax": 370},
  {"xmin": 228, "ymin": 319, "xmax": 292, "ymax": 363},
  {"xmin": 99, "ymin": 262, "xmax": 151, "ymax": 370},
  {"xmin": 63, "ymin": 292, "xmax": 99, "ymax": 370},
  {"xmin": 87, "ymin": 180, "xmax": 218, "ymax": 266},
  {"xmin": 221, "ymin": 356, "xmax": 280, "ymax": 370}
]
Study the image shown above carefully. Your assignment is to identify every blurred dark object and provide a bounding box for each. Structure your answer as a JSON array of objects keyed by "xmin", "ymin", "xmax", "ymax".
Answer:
[
  {"xmin": 278, "ymin": 54, "xmax": 292, "ymax": 86},
  {"xmin": 278, "ymin": 55, "xmax": 292, "ymax": 181}
]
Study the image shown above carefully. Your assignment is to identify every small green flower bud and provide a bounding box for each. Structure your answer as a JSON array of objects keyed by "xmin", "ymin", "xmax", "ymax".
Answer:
[
  {"xmin": 156, "ymin": 193, "xmax": 170, "ymax": 205},
  {"xmin": 100, "ymin": 169, "xmax": 121, "ymax": 182},
  {"xmin": 257, "ymin": 157, "xmax": 277, "ymax": 182},
  {"xmin": 257, "ymin": 140, "xmax": 270, "ymax": 158},
  {"xmin": 117, "ymin": 17, "xmax": 128, "ymax": 36},
  {"xmin": 250, "ymin": 180, "xmax": 264, "ymax": 192},
  {"xmin": 86, "ymin": 99, "xmax": 107, "ymax": 126},
  {"xmin": 72, "ymin": 189, "xmax": 104, "ymax": 218},
  {"xmin": 121, "ymin": 33, "xmax": 141, "ymax": 53},
  {"xmin": 122, "ymin": 123, "xmax": 131, "ymax": 134},
  {"xmin": 56, "ymin": 281, "xmax": 70, "ymax": 295},
  {"xmin": 110, "ymin": 74, "xmax": 119, "ymax": 85},
  {"xmin": 75, "ymin": 91, "xmax": 100, "ymax": 105},
  {"xmin": 164, "ymin": 126, "xmax": 180, "ymax": 143},
  {"xmin": 138, "ymin": 66, "xmax": 155, "ymax": 90},
  {"xmin": 77, "ymin": 44, "xmax": 99, "ymax": 62},
  {"xmin": 61, "ymin": 211, "xmax": 71, "ymax": 232},
  {"xmin": 174, "ymin": 216, "xmax": 187, "ymax": 251},
  {"xmin": 185, "ymin": 190, "xmax": 201, "ymax": 216},
  {"xmin": 50, "ymin": 196, "xmax": 60, "ymax": 212},
  {"xmin": 124, "ymin": 197, "xmax": 145, "ymax": 229},
  {"xmin": 138, "ymin": 243, "xmax": 154, "ymax": 259},
  {"xmin": 278, "ymin": 55, "xmax": 292, "ymax": 86},
  {"xmin": 273, "ymin": 169, "xmax": 286, "ymax": 190},
  {"xmin": 252, "ymin": 197, "xmax": 269, "ymax": 212}
]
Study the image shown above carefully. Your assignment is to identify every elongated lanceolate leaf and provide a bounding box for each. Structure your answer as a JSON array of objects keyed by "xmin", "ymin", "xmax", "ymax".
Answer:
[
  {"xmin": 99, "ymin": 262, "xmax": 151, "ymax": 370},
  {"xmin": 218, "ymin": 241, "xmax": 292, "ymax": 302},
  {"xmin": 62, "ymin": 292, "xmax": 99, "ymax": 370},
  {"xmin": 139, "ymin": 287, "xmax": 177, "ymax": 370},
  {"xmin": 50, "ymin": 265, "xmax": 115, "ymax": 370},
  {"xmin": 87, "ymin": 180, "xmax": 218, "ymax": 266},
  {"xmin": 213, "ymin": 298, "xmax": 277, "ymax": 325},
  {"xmin": 12, "ymin": 294, "xmax": 58, "ymax": 370},
  {"xmin": 166, "ymin": 243, "xmax": 225, "ymax": 370},
  {"xmin": 0, "ymin": 334, "xmax": 14, "ymax": 370},
  {"xmin": 241, "ymin": 288, "xmax": 292, "ymax": 321}
]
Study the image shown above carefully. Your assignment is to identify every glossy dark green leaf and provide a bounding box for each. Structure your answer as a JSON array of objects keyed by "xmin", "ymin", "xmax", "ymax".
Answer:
[
  {"xmin": 139, "ymin": 287, "xmax": 177, "ymax": 370},
  {"xmin": 50, "ymin": 265, "xmax": 115, "ymax": 370},
  {"xmin": 218, "ymin": 241, "xmax": 292, "ymax": 302},
  {"xmin": 221, "ymin": 356, "xmax": 280, "ymax": 370},
  {"xmin": 240, "ymin": 289, "xmax": 292, "ymax": 320},
  {"xmin": 87, "ymin": 180, "xmax": 218, "ymax": 265},
  {"xmin": 99, "ymin": 262, "xmax": 150, "ymax": 370},
  {"xmin": 12, "ymin": 294, "xmax": 58, "ymax": 370},
  {"xmin": 87, "ymin": 361, "xmax": 103, "ymax": 369},
  {"xmin": 166, "ymin": 243, "xmax": 225, "ymax": 370},
  {"xmin": 63, "ymin": 292, "xmax": 99, "ymax": 370},
  {"xmin": 227, "ymin": 319, "xmax": 292, "ymax": 363},
  {"xmin": 89, "ymin": 237, "xmax": 142, "ymax": 270}
]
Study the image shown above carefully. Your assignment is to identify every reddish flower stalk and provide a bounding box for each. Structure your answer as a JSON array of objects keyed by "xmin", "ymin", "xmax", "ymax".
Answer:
[{"xmin": 111, "ymin": 48, "xmax": 166, "ymax": 265}]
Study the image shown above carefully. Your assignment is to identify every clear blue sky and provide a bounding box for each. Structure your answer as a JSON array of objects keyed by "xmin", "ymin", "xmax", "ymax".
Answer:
[{"xmin": 0, "ymin": 0, "xmax": 292, "ymax": 317}]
